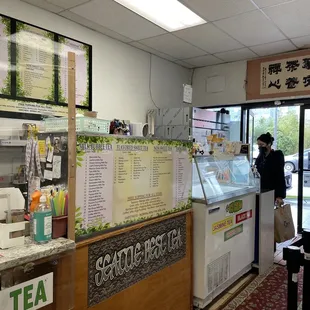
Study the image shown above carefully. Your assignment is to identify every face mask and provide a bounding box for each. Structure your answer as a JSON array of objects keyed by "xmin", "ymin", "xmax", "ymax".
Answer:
[{"xmin": 259, "ymin": 146, "xmax": 267, "ymax": 154}]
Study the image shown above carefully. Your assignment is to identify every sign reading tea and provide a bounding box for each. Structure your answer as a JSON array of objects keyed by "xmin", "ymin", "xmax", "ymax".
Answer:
[
  {"xmin": 0, "ymin": 273, "xmax": 53, "ymax": 310},
  {"xmin": 88, "ymin": 215, "xmax": 186, "ymax": 307}
]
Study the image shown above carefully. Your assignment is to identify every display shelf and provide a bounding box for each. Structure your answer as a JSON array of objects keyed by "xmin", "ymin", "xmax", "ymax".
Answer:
[{"xmin": 192, "ymin": 155, "xmax": 256, "ymax": 204}]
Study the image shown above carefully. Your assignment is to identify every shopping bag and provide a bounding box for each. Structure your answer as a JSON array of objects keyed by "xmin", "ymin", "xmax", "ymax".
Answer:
[{"xmin": 274, "ymin": 203, "xmax": 295, "ymax": 243}]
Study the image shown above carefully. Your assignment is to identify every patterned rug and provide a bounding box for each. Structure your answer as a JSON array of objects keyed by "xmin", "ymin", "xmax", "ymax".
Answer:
[{"xmin": 222, "ymin": 265, "xmax": 303, "ymax": 310}]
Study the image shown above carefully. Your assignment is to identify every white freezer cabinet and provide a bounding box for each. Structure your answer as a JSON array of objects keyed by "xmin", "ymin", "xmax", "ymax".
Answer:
[{"xmin": 192, "ymin": 155, "xmax": 256, "ymax": 308}]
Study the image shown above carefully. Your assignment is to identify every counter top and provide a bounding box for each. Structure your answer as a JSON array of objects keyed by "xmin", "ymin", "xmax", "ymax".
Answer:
[{"xmin": 0, "ymin": 237, "xmax": 75, "ymax": 272}]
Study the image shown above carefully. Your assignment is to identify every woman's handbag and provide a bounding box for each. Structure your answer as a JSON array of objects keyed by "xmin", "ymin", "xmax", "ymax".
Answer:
[{"xmin": 274, "ymin": 203, "xmax": 295, "ymax": 243}]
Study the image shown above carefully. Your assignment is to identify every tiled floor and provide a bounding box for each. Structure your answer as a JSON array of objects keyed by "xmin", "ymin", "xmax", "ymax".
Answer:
[
  {"xmin": 205, "ymin": 238, "xmax": 297, "ymax": 309},
  {"xmin": 205, "ymin": 273, "xmax": 255, "ymax": 310},
  {"xmin": 204, "ymin": 200, "xmax": 307, "ymax": 309}
]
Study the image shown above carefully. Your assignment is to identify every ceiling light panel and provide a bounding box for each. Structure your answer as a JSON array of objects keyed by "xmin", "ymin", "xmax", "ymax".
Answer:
[{"xmin": 113, "ymin": 0, "xmax": 207, "ymax": 31}]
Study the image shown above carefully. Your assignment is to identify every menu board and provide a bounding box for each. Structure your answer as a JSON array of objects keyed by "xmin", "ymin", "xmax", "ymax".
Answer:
[
  {"xmin": 16, "ymin": 22, "xmax": 54, "ymax": 100},
  {"xmin": 0, "ymin": 98, "xmax": 86, "ymax": 117},
  {"xmin": 58, "ymin": 37, "xmax": 90, "ymax": 107},
  {"xmin": 75, "ymin": 136, "xmax": 192, "ymax": 238},
  {"xmin": 0, "ymin": 15, "xmax": 91, "ymax": 116},
  {"xmin": 0, "ymin": 17, "xmax": 10, "ymax": 95}
]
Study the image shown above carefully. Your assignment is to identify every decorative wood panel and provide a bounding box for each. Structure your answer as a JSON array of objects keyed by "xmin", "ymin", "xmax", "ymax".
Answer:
[{"xmin": 74, "ymin": 210, "xmax": 193, "ymax": 310}]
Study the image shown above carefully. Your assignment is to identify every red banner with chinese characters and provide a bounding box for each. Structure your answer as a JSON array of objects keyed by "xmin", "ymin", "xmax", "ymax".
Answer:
[
  {"xmin": 247, "ymin": 50, "xmax": 310, "ymax": 100},
  {"xmin": 236, "ymin": 210, "xmax": 253, "ymax": 224}
]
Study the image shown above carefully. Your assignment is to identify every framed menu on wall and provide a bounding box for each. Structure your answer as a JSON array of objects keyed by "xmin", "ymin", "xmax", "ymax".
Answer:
[
  {"xmin": 15, "ymin": 22, "xmax": 55, "ymax": 101},
  {"xmin": 0, "ymin": 14, "xmax": 92, "ymax": 117},
  {"xmin": 0, "ymin": 17, "xmax": 11, "ymax": 96},
  {"xmin": 58, "ymin": 36, "xmax": 90, "ymax": 107}
]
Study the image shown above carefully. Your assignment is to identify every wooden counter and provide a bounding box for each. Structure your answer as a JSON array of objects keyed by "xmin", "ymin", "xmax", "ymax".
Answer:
[{"xmin": 74, "ymin": 210, "xmax": 193, "ymax": 310}]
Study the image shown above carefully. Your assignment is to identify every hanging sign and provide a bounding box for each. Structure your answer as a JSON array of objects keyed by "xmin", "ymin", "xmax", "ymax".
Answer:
[
  {"xmin": 88, "ymin": 215, "xmax": 187, "ymax": 307},
  {"xmin": 0, "ymin": 273, "xmax": 53, "ymax": 310},
  {"xmin": 247, "ymin": 50, "xmax": 310, "ymax": 100}
]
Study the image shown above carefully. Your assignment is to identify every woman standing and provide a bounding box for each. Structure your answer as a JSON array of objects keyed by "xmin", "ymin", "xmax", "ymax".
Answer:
[
  {"xmin": 255, "ymin": 132, "xmax": 286, "ymax": 252},
  {"xmin": 255, "ymin": 132, "xmax": 286, "ymax": 204}
]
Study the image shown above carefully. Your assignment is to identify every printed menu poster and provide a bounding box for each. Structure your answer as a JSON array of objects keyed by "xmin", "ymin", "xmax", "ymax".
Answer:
[
  {"xmin": 76, "ymin": 137, "xmax": 114, "ymax": 232},
  {"xmin": 15, "ymin": 22, "xmax": 54, "ymax": 100},
  {"xmin": 0, "ymin": 17, "xmax": 10, "ymax": 95},
  {"xmin": 75, "ymin": 136, "xmax": 192, "ymax": 238},
  {"xmin": 113, "ymin": 143, "xmax": 173, "ymax": 224},
  {"xmin": 58, "ymin": 36, "xmax": 89, "ymax": 107},
  {"xmin": 173, "ymin": 146, "xmax": 192, "ymax": 210}
]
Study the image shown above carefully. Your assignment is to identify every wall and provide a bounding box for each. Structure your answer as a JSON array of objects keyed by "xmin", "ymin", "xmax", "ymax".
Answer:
[
  {"xmin": 0, "ymin": 0, "xmax": 190, "ymax": 123},
  {"xmin": 192, "ymin": 61, "xmax": 247, "ymax": 107}
]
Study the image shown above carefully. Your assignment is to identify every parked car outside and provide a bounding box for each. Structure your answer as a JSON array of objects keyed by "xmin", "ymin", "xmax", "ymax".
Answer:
[
  {"xmin": 285, "ymin": 148, "xmax": 310, "ymax": 172},
  {"xmin": 285, "ymin": 171, "xmax": 292, "ymax": 190}
]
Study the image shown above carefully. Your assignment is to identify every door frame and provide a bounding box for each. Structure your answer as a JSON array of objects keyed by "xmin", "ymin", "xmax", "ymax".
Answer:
[
  {"xmin": 205, "ymin": 98, "xmax": 310, "ymax": 235},
  {"xmin": 297, "ymin": 104, "xmax": 310, "ymax": 234},
  {"xmin": 243, "ymin": 103, "xmax": 305, "ymax": 234}
]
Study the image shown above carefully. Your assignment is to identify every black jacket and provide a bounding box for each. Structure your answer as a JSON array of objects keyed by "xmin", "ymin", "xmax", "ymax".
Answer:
[{"xmin": 255, "ymin": 150, "xmax": 286, "ymax": 199}]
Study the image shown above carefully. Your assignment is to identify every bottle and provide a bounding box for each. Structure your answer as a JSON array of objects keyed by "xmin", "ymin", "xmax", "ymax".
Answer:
[
  {"xmin": 252, "ymin": 165, "xmax": 261, "ymax": 193},
  {"xmin": 34, "ymin": 195, "xmax": 52, "ymax": 244},
  {"xmin": 29, "ymin": 190, "xmax": 41, "ymax": 240}
]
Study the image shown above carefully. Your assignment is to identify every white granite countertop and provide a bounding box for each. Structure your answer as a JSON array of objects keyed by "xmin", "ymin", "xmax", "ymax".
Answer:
[{"xmin": 0, "ymin": 237, "xmax": 75, "ymax": 272}]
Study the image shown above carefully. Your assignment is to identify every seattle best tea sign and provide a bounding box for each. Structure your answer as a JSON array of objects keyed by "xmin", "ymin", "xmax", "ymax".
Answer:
[
  {"xmin": 88, "ymin": 215, "xmax": 187, "ymax": 307},
  {"xmin": 0, "ymin": 273, "xmax": 53, "ymax": 310}
]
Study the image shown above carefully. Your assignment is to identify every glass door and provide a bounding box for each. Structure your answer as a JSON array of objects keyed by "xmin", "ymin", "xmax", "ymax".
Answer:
[{"xmin": 245, "ymin": 105, "xmax": 300, "ymax": 234}]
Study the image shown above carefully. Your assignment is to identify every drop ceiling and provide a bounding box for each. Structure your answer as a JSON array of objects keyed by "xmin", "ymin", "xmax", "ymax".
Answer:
[{"xmin": 21, "ymin": 0, "xmax": 310, "ymax": 68}]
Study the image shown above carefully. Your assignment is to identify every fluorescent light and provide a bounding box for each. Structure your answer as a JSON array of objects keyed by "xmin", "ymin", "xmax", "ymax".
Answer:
[{"xmin": 114, "ymin": 0, "xmax": 206, "ymax": 31}]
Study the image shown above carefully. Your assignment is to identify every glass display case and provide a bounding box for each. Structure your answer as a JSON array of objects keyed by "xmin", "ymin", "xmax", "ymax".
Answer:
[{"xmin": 192, "ymin": 155, "xmax": 256, "ymax": 204}]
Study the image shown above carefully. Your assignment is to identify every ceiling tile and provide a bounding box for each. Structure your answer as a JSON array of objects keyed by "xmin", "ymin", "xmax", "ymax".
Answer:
[
  {"xmin": 179, "ymin": 0, "xmax": 256, "ymax": 22},
  {"xmin": 215, "ymin": 48, "xmax": 257, "ymax": 62},
  {"xmin": 264, "ymin": 0, "xmax": 310, "ymax": 38},
  {"xmin": 129, "ymin": 42, "xmax": 177, "ymax": 61},
  {"xmin": 139, "ymin": 34, "xmax": 206, "ymax": 59},
  {"xmin": 59, "ymin": 10, "xmax": 132, "ymax": 43},
  {"xmin": 21, "ymin": 0, "xmax": 64, "ymax": 13},
  {"xmin": 45, "ymin": 0, "xmax": 90, "ymax": 9},
  {"xmin": 174, "ymin": 60, "xmax": 195, "ymax": 69},
  {"xmin": 173, "ymin": 23, "xmax": 244, "ymax": 54},
  {"xmin": 291, "ymin": 35, "xmax": 310, "ymax": 48},
  {"xmin": 183, "ymin": 55, "xmax": 223, "ymax": 67},
  {"xmin": 214, "ymin": 10, "xmax": 286, "ymax": 46},
  {"xmin": 250, "ymin": 40, "xmax": 296, "ymax": 56},
  {"xmin": 253, "ymin": 0, "xmax": 297, "ymax": 8},
  {"xmin": 70, "ymin": 0, "xmax": 167, "ymax": 41}
]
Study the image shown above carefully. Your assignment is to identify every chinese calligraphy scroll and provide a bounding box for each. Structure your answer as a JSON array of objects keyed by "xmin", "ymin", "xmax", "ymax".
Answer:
[{"xmin": 247, "ymin": 50, "xmax": 310, "ymax": 100}]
